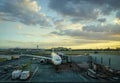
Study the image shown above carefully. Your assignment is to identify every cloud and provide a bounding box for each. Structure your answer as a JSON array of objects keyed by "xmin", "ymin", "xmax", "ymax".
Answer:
[
  {"xmin": 17, "ymin": 24, "xmax": 22, "ymax": 30},
  {"xmin": 83, "ymin": 24, "xmax": 120, "ymax": 34},
  {"xmin": 113, "ymin": 18, "xmax": 120, "ymax": 25},
  {"xmin": 83, "ymin": 25, "xmax": 107, "ymax": 32},
  {"xmin": 116, "ymin": 11, "xmax": 120, "ymax": 18},
  {"xmin": 49, "ymin": 0, "xmax": 120, "ymax": 22},
  {"xmin": 0, "ymin": 0, "xmax": 50, "ymax": 26},
  {"xmin": 53, "ymin": 19, "xmax": 83, "ymax": 31},
  {"xmin": 51, "ymin": 15, "xmax": 120, "ymax": 41},
  {"xmin": 51, "ymin": 23, "xmax": 120, "ymax": 41},
  {"xmin": 49, "ymin": 0, "xmax": 99, "ymax": 21},
  {"xmin": 97, "ymin": 18, "xmax": 106, "ymax": 22},
  {"xmin": 83, "ymin": 0, "xmax": 120, "ymax": 15},
  {"xmin": 49, "ymin": 0, "xmax": 120, "ymax": 43}
]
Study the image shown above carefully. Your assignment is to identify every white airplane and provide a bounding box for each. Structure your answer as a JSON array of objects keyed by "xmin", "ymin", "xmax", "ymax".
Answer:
[{"xmin": 22, "ymin": 50, "xmax": 62, "ymax": 65}]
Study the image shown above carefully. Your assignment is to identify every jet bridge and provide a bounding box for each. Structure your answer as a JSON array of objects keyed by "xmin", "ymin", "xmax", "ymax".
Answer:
[{"xmin": 57, "ymin": 52, "xmax": 71, "ymax": 63}]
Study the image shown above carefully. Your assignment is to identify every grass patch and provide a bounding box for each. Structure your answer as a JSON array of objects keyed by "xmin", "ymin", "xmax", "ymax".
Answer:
[
  {"xmin": 0, "ymin": 58, "xmax": 7, "ymax": 62},
  {"xmin": 19, "ymin": 61, "xmax": 32, "ymax": 71}
]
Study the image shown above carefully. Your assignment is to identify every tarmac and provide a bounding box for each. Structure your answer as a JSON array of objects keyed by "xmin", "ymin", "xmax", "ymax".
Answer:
[{"xmin": 0, "ymin": 55, "xmax": 117, "ymax": 82}]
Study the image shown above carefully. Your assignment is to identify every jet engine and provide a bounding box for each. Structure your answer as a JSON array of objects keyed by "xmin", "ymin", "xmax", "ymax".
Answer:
[{"xmin": 39, "ymin": 59, "xmax": 47, "ymax": 64}]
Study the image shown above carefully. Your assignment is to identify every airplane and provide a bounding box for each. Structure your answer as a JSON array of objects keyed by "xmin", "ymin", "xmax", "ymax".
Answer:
[{"xmin": 22, "ymin": 50, "xmax": 63, "ymax": 65}]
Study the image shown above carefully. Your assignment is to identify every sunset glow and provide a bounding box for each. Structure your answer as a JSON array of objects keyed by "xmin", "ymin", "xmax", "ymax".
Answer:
[{"xmin": 0, "ymin": 0, "xmax": 120, "ymax": 49}]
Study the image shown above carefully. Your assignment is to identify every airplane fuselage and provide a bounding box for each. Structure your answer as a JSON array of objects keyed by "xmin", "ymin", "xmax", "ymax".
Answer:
[{"xmin": 51, "ymin": 52, "xmax": 62, "ymax": 65}]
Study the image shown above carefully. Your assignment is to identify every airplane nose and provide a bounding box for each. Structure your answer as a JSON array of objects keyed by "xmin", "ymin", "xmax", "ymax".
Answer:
[
  {"xmin": 55, "ymin": 61, "xmax": 61, "ymax": 65},
  {"xmin": 53, "ymin": 59, "xmax": 62, "ymax": 65}
]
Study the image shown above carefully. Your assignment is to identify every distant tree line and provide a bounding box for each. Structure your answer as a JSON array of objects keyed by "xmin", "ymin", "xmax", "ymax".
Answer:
[{"xmin": 0, "ymin": 47, "xmax": 119, "ymax": 55}]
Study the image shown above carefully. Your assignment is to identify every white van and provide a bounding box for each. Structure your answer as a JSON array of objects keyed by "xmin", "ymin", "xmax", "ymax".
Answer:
[
  {"xmin": 12, "ymin": 70, "xmax": 22, "ymax": 80},
  {"xmin": 20, "ymin": 71, "xmax": 30, "ymax": 80}
]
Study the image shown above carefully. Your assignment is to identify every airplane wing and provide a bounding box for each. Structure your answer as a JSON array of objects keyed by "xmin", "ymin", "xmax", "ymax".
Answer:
[{"xmin": 21, "ymin": 54, "xmax": 52, "ymax": 60}]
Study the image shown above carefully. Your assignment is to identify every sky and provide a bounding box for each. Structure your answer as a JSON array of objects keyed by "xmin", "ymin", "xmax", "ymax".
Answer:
[{"xmin": 0, "ymin": 0, "xmax": 120, "ymax": 49}]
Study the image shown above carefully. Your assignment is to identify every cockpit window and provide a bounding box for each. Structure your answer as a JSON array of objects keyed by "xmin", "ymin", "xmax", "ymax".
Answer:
[{"xmin": 56, "ymin": 59, "xmax": 60, "ymax": 61}]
